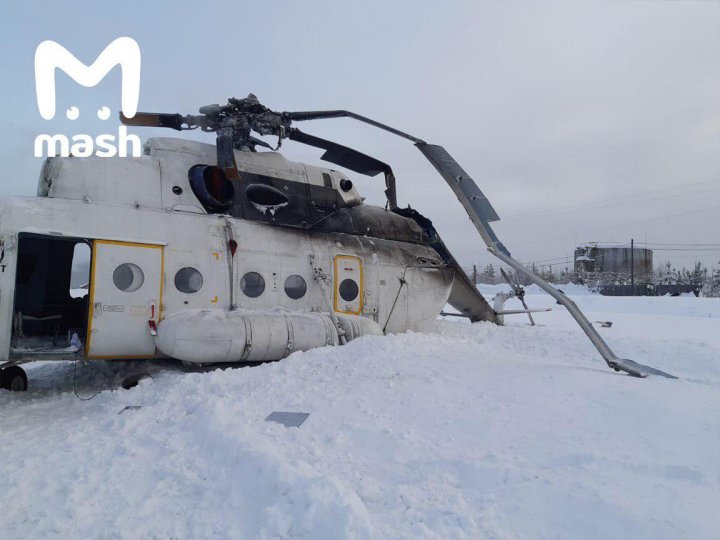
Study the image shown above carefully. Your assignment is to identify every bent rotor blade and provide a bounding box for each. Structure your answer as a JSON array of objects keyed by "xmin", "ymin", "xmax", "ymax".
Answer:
[
  {"xmin": 280, "ymin": 103, "xmax": 674, "ymax": 378},
  {"xmin": 609, "ymin": 359, "xmax": 678, "ymax": 379},
  {"xmin": 415, "ymin": 142, "xmax": 674, "ymax": 379},
  {"xmin": 119, "ymin": 112, "xmax": 187, "ymax": 131},
  {"xmin": 417, "ymin": 144, "xmax": 504, "ymax": 248},
  {"xmin": 489, "ymin": 246, "xmax": 677, "ymax": 378},
  {"xmin": 288, "ymin": 129, "xmax": 388, "ymax": 176},
  {"xmin": 288, "ymin": 128, "xmax": 398, "ymax": 209}
]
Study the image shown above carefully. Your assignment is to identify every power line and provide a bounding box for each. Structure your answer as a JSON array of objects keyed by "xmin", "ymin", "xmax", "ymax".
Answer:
[
  {"xmin": 645, "ymin": 247, "xmax": 720, "ymax": 252},
  {"xmin": 510, "ymin": 203, "xmax": 720, "ymax": 248},
  {"xmin": 522, "ymin": 255, "xmax": 572, "ymax": 265},
  {"xmin": 442, "ymin": 179, "xmax": 720, "ymax": 231},
  {"xmin": 500, "ymin": 185, "xmax": 720, "ymax": 222},
  {"xmin": 449, "ymin": 202, "xmax": 720, "ymax": 259},
  {"xmin": 638, "ymin": 242, "xmax": 720, "ymax": 247},
  {"xmin": 462, "ymin": 241, "xmax": 720, "ymax": 270},
  {"xmin": 654, "ymin": 253, "xmax": 720, "ymax": 262}
]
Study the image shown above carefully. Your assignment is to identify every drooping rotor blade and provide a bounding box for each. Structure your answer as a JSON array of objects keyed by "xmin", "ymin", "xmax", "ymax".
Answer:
[
  {"xmin": 283, "ymin": 105, "xmax": 675, "ymax": 378},
  {"xmin": 416, "ymin": 144, "xmax": 506, "ymax": 251},
  {"xmin": 288, "ymin": 128, "xmax": 397, "ymax": 209},
  {"xmin": 119, "ymin": 112, "xmax": 190, "ymax": 131},
  {"xmin": 284, "ymin": 110, "xmax": 503, "ymax": 248},
  {"xmin": 289, "ymin": 128, "xmax": 387, "ymax": 176},
  {"xmin": 489, "ymin": 247, "xmax": 676, "ymax": 378},
  {"xmin": 411, "ymin": 141, "xmax": 678, "ymax": 375}
]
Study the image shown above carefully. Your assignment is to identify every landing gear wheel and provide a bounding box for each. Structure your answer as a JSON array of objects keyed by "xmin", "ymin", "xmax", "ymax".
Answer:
[{"xmin": 1, "ymin": 366, "xmax": 28, "ymax": 391}]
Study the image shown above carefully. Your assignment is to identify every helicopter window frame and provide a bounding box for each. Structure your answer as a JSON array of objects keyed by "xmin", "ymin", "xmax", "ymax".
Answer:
[
  {"xmin": 112, "ymin": 263, "xmax": 145, "ymax": 293},
  {"xmin": 284, "ymin": 275, "xmax": 307, "ymax": 300},
  {"xmin": 338, "ymin": 278, "xmax": 359, "ymax": 302},
  {"xmin": 69, "ymin": 242, "xmax": 91, "ymax": 298},
  {"xmin": 174, "ymin": 267, "xmax": 204, "ymax": 294},
  {"xmin": 188, "ymin": 165, "xmax": 235, "ymax": 213},
  {"xmin": 240, "ymin": 271, "xmax": 265, "ymax": 298}
]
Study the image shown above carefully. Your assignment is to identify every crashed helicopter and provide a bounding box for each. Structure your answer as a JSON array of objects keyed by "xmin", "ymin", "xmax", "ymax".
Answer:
[{"xmin": 0, "ymin": 94, "xmax": 674, "ymax": 391}]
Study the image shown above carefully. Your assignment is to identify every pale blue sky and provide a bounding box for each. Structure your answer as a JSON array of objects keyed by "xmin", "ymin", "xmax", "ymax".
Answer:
[{"xmin": 1, "ymin": 0, "xmax": 718, "ymax": 269}]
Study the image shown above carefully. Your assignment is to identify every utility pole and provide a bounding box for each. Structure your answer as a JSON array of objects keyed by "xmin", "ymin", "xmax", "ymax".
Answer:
[
  {"xmin": 630, "ymin": 238, "xmax": 635, "ymax": 296},
  {"xmin": 472, "ymin": 263, "xmax": 477, "ymax": 285}
]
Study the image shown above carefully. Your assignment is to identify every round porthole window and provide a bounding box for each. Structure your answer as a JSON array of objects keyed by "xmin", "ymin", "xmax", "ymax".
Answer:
[
  {"xmin": 174, "ymin": 267, "xmax": 203, "ymax": 293},
  {"xmin": 241, "ymin": 272, "xmax": 265, "ymax": 298},
  {"xmin": 113, "ymin": 263, "xmax": 144, "ymax": 293},
  {"xmin": 284, "ymin": 275, "xmax": 307, "ymax": 300},
  {"xmin": 338, "ymin": 279, "xmax": 359, "ymax": 302}
]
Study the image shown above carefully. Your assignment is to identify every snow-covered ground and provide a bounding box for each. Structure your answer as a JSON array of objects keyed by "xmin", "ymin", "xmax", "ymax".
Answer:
[{"xmin": 1, "ymin": 288, "xmax": 718, "ymax": 539}]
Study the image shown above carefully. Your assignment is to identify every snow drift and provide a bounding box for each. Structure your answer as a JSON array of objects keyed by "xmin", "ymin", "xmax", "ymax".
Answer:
[{"xmin": 0, "ymin": 292, "xmax": 718, "ymax": 539}]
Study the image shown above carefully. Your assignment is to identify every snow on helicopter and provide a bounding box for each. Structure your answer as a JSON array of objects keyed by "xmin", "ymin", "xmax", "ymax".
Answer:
[{"xmin": 0, "ymin": 94, "xmax": 674, "ymax": 391}]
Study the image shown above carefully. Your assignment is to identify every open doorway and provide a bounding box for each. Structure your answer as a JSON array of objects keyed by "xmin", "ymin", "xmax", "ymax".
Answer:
[{"xmin": 11, "ymin": 234, "xmax": 91, "ymax": 355}]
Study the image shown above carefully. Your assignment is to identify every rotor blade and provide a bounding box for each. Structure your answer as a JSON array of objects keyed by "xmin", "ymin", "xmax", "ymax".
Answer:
[
  {"xmin": 518, "ymin": 296, "xmax": 536, "ymax": 326},
  {"xmin": 284, "ymin": 110, "xmax": 424, "ymax": 143},
  {"xmin": 417, "ymin": 143, "xmax": 502, "ymax": 226},
  {"xmin": 500, "ymin": 268, "xmax": 519, "ymax": 293},
  {"xmin": 440, "ymin": 311, "xmax": 471, "ymax": 318},
  {"xmin": 288, "ymin": 129, "xmax": 388, "ymax": 176},
  {"xmin": 285, "ymin": 110, "xmax": 348, "ymax": 122},
  {"xmin": 119, "ymin": 112, "xmax": 187, "ymax": 131},
  {"xmin": 496, "ymin": 308, "xmax": 551, "ymax": 315},
  {"xmin": 609, "ymin": 358, "xmax": 677, "ymax": 379},
  {"xmin": 271, "ymin": 102, "xmax": 676, "ymax": 378},
  {"xmin": 410, "ymin": 141, "xmax": 673, "ymax": 376},
  {"xmin": 489, "ymin": 246, "xmax": 676, "ymax": 378}
]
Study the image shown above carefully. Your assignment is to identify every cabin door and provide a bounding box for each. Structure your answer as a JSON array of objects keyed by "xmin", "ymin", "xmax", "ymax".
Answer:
[{"xmin": 86, "ymin": 240, "xmax": 163, "ymax": 359}]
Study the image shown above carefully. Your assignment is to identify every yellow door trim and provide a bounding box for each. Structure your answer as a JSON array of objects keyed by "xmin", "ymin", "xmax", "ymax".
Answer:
[
  {"xmin": 333, "ymin": 254, "xmax": 363, "ymax": 315},
  {"xmin": 85, "ymin": 239, "xmax": 164, "ymax": 360}
]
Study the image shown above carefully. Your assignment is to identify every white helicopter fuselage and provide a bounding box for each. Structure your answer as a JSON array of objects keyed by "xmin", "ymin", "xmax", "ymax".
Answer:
[{"xmin": 0, "ymin": 138, "xmax": 454, "ymax": 365}]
